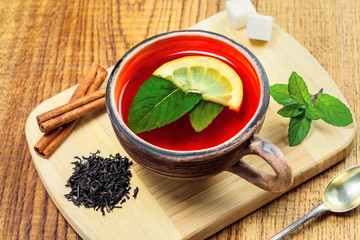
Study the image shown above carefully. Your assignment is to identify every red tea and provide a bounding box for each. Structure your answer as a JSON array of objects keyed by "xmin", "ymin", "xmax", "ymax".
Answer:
[{"xmin": 115, "ymin": 34, "xmax": 261, "ymax": 151}]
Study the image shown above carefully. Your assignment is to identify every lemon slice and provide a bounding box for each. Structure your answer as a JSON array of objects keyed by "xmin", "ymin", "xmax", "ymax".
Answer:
[{"xmin": 153, "ymin": 56, "xmax": 243, "ymax": 111}]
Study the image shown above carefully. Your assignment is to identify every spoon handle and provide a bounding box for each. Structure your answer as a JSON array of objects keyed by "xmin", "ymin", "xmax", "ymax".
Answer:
[{"xmin": 269, "ymin": 203, "xmax": 328, "ymax": 240}]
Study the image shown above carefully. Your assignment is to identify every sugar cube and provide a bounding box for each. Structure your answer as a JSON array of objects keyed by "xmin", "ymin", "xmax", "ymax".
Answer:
[
  {"xmin": 246, "ymin": 14, "xmax": 273, "ymax": 41},
  {"xmin": 226, "ymin": 0, "xmax": 256, "ymax": 30}
]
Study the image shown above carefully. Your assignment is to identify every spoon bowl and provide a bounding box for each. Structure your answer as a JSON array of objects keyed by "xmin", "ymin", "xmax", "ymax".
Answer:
[
  {"xmin": 324, "ymin": 165, "xmax": 360, "ymax": 212},
  {"xmin": 270, "ymin": 164, "xmax": 360, "ymax": 240}
]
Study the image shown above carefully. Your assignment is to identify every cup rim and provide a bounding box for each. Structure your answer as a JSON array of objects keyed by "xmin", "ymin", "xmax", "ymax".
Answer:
[{"xmin": 106, "ymin": 29, "xmax": 270, "ymax": 159}]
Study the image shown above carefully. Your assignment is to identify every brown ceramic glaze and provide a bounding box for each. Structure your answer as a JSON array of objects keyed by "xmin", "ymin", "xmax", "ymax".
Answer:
[{"xmin": 106, "ymin": 30, "xmax": 292, "ymax": 192}]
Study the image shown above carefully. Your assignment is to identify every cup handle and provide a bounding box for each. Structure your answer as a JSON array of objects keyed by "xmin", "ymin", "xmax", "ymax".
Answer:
[{"xmin": 228, "ymin": 134, "xmax": 293, "ymax": 192}]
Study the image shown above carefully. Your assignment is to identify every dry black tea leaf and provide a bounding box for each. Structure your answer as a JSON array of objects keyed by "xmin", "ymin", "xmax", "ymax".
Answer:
[{"xmin": 64, "ymin": 150, "xmax": 138, "ymax": 215}]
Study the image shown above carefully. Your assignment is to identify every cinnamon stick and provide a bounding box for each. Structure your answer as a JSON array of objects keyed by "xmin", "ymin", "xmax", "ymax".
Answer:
[
  {"xmin": 34, "ymin": 127, "xmax": 63, "ymax": 156},
  {"xmin": 88, "ymin": 67, "xmax": 108, "ymax": 94},
  {"xmin": 71, "ymin": 63, "xmax": 101, "ymax": 100},
  {"xmin": 37, "ymin": 88, "xmax": 106, "ymax": 132},
  {"xmin": 34, "ymin": 63, "xmax": 108, "ymax": 158}
]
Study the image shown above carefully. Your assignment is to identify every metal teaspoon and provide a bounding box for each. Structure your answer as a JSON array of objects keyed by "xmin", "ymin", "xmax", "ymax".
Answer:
[{"xmin": 269, "ymin": 164, "xmax": 360, "ymax": 240}]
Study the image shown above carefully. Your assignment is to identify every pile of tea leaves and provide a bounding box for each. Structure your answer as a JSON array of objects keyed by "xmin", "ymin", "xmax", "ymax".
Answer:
[{"xmin": 64, "ymin": 150, "xmax": 138, "ymax": 215}]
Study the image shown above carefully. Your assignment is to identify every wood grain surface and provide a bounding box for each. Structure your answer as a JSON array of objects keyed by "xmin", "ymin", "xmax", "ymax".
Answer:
[{"xmin": 1, "ymin": 0, "xmax": 359, "ymax": 239}]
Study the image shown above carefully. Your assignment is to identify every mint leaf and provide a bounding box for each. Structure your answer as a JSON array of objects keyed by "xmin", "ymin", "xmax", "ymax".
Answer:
[
  {"xmin": 189, "ymin": 100, "xmax": 223, "ymax": 132},
  {"xmin": 271, "ymin": 71, "xmax": 354, "ymax": 147},
  {"xmin": 270, "ymin": 84, "xmax": 298, "ymax": 106},
  {"xmin": 305, "ymin": 106, "xmax": 323, "ymax": 120},
  {"xmin": 313, "ymin": 93, "xmax": 353, "ymax": 126},
  {"xmin": 128, "ymin": 76, "xmax": 202, "ymax": 134},
  {"xmin": 277, "ymin": 104, "xmax": 305, "ymax": 118},
  {"xmin": 288, "ymin": 72, "xmax": 312, "ymax": 105},
  {"xmin": 288, "ymin": 114, "xmax": 311, "ymax": 146}
]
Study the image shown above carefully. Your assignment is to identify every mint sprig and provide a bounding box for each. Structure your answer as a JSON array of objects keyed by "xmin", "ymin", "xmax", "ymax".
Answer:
[
  {"xmin": 128, "ymin": 76, "xmax": 223, "ymax": 134},
  {"xmin": 270, "ymin": 72, "xmax": 353, "ymax": 146}
]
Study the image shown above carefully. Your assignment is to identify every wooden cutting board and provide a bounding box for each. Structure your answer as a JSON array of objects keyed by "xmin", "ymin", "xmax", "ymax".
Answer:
[{"xmin": 25, "ymin": 11, "xmax": 356, "ymax": 240}]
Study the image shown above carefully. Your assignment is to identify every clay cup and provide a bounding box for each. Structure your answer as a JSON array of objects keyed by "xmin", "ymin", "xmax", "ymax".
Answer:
[{"xmin": 106, "ymin": 30, "xmax": 292, "ymax": 192}]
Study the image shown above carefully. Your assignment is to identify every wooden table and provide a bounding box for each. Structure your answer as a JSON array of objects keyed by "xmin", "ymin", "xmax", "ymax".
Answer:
[{"xmin": 1, "ymin": 0, "xmax": 359, "ymax": 239}]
